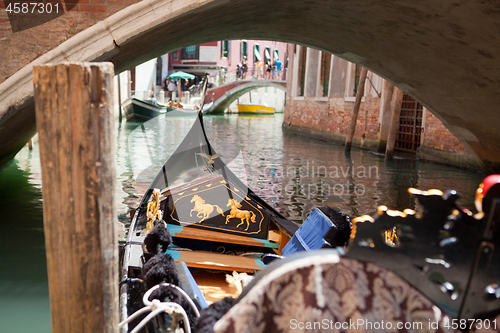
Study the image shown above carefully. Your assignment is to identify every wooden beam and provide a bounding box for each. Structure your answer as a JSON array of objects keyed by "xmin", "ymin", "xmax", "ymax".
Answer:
[
  {"xmin": 167, "ymin": 249, "xmax": 264, "ymax": 273},
  {"xmin": 117, "ymin": 73, "xmax": 123, "ymax": 122},
  {"xmin": 345, "ymin": 67, "xmax": 368, "ymax": 152},
  {"xmin": 166, "ymin": 224, "xmax": 279, "ymax": 248},
  {"xmin": 33, "ymin": 63, "xmax": 117, "ymax": 333},
  {"xmin": 385, "ymin": 86, "xmax": 404, "ymax": 160},
  {"xmin": 378, "ymin": 80, "xmax": 395, "ymax": 141}
]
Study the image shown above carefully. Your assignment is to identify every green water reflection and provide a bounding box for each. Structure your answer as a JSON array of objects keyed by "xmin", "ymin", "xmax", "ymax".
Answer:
[{"xmin": 0, "ymin": 152, "xmax": 50, "ymax": 333}]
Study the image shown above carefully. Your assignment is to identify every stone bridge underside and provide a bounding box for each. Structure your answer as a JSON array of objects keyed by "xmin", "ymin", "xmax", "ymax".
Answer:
[{"xmin": 1, "ymin": 0, "xmax": 500, "ymax": 171}]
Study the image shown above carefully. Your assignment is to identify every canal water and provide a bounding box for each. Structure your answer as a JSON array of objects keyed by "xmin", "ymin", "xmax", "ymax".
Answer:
[{"xmin": 0, "ymin": 112, "xmax": 485, "ymax": 332}]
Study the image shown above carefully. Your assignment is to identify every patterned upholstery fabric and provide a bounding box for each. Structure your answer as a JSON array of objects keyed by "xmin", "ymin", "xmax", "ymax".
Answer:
[{"xmin": 214, "ymin": 252, "xmax": 458, "ymax": 333}]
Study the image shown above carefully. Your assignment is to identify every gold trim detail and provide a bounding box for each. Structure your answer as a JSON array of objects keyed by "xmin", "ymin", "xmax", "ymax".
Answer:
[
  {"xmin": 384, "ymin": 226, "xmax": 399, "ymax": 247},
  {"xmin": 190, "ymin": 194, "xmax": 225, "ymax": 222},
  {"xmin": 145, "ymin": 189, "xmax": 163, "ymax": 234},
  {"xmin": 170, "ymin": 183, "xmax": 265, "ymax": 235},
  {"xmin": 226, "ymin": 198, "xmax": 257, "ymax": 231}
]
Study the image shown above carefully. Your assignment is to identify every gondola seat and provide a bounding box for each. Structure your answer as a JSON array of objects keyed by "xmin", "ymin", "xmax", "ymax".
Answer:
[{"xmin": 214, "ymin": 250, "xmax": 453, "ymax": 333}]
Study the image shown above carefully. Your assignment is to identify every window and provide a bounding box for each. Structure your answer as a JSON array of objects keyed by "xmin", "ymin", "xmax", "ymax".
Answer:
[
  {"xmin": 254, "ymin": 44, "xmax": 261, "ymax": 62},
  {"xmin": 240, "ymin": 41, "xmax": 248, "ymax": 60},
  {"xmin": 221, "ymin": 40, "xmax": 230, "ymax": 58},
  {"xmin": 156, "ymin": 57, "xmax": 162, "ymax": 86},
  {"xmin": 320, "ymin": 52, "xmax": 331, "ymax": 97},
  {"xmin": 297, "ymin": 46, "xmax": 307, "ymax": 96},
  {"xmin": 354, "ymin": 64, "xmax": 362, "ymax": 95},
  {"xmin": 172, "ymin": 51, "xmax": 178, "ymax": 60},
  {"xmin": 264, "ymin": 47, "xmax": 271, "ymax": 62},
  {"xmin": 274, "ymin": 49, "xmax": 279, "ymax": 61},
  {"xmin": 181, "ymin": 45, "xmax": 199, "ymax": 60}
]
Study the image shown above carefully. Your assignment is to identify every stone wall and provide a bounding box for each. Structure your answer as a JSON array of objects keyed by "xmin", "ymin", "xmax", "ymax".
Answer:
[
  {"xmin": 284, "ymin": 95, "xmax": 383, "ymax": 150},
  {"xmin": 417, "ymin": 111, "xmax": 479, "ymax": 170},
  {"xmin": 0, "ymin": 0, "xmax": 141, "ymax": 84},
  {"xmin": 422, "ymin": 112, "xmax": 468, "ymax": 153},
  {"xmin": 283, "ymin": 94, "xmax": 481, "ymax": 169}
]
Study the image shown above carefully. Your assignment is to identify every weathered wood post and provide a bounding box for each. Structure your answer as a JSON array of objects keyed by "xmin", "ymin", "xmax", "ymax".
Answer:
[
  {"xmin": 385, "ymin": 86, "xmax": 404, "ymax": 160},
  {"xmin": 345, "ymin": 67, "xmax": 368, "ymax": 152},
  {"xmin": 378, "ymin": 80, "xmax": 395, "ymax": 139},
  {"xmin": 33, "ymin": 63, "xmax": 117, "ymax": 333},
  {"xmin": 117, "ymin": 73, "xmax": 123, "ymax": 122}
]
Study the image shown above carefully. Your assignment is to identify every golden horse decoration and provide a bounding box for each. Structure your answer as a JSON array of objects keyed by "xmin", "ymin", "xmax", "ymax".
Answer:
[
  {"xmin": 226, "ymin": 198, "xmax": 256, "ymax": 231},
  {"xmin": 190, "ymin": 195, "xmax": 225, "ymax": 222},
  {"xmin": 145, "ymin": 189, "xmax": 163, "ymax": 234}
]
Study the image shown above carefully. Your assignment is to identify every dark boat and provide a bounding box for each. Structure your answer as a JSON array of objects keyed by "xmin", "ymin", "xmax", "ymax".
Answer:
[
  {"xmin": 122, "ymin": 77, "xmax": 210, "ymax": 122},
  {"xmin": 119, "ymin": 110, "xmax": 301, "ymax": 332},
  {"xmin": 122, "ymin": 97, "xmax": 168, "ymax": 121}
]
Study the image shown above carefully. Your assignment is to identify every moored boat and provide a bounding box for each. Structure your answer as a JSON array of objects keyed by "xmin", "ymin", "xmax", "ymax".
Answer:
[
  {"xmin": 123, "ymin": 77, "xmax": 209, "ymax": 121},
  {"xmin": 122, "ymin": 97, "xmax": 167, "ymax": 121},
  {"xmin": 236, "ymin": 103, "xmax": 275, "ymax": 115}
]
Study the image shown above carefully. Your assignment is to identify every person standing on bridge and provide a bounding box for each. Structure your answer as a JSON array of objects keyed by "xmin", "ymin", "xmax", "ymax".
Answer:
[
  {"xmin": 236, "ymin": 63, "xmax": 242, "ymax": 79},
  {"xmin": 242, "ymin": 56, "xmax": 248, "ymax": 79},
  {"xmin": 275, "ymin": 58, "xmax": 283, "ymax": 80},
  {"xmin": 256, "ymin": 59, "xmax": 264, "ymax": 79},
  {"xmin": 266, "ymin": 59, "xmax": 272, "ymax": 79}
]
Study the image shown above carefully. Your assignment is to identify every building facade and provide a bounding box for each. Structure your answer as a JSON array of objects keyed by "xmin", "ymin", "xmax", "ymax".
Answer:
[
  {"xmin": 116, "ymin": 40, "xmax": 289, "ymax": 106},
  {"xmin": 168, "ymin": 40, "xmax": 289, "ymax": 84},
  {"xmin": 284, "ymin": 44, "xmax": 479, "ymax": 170}
]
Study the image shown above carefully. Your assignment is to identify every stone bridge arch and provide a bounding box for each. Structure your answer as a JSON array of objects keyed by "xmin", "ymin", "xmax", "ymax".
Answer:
[{"xmin": 1, "ymin": 0, "xmax": 500, "ymax": 171}]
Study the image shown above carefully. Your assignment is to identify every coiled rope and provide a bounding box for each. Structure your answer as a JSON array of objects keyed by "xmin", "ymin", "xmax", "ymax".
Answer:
[{"xmin": 118, "ymin": 282, "xmax": 200, "ymax": 333}]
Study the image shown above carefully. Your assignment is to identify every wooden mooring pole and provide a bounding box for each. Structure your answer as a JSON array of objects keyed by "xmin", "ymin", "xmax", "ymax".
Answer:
[
  {"xmin": 117, "ymin": 73, "xmax": 123, "ymax": 122},
  {"xmin": 345, "ymin": 67, "xmax": 368, "ymax": 152},
  {"xmin": 33, "ymin": 63, "xmax": 117, "ymax": 333},
  {"xmin": 385, "ymin": 86, "xmax": 404, "ymax": 161}
]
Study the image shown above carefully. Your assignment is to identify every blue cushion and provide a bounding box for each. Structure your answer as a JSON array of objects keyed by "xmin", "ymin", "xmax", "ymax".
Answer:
[{"xmin": 282, "ymin": 208, "xmax": 334, "ymax": 256}]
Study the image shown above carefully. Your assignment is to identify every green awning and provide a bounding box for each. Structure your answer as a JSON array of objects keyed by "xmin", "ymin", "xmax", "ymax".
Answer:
[
  {"xmin": 274, "ymin": 49, "xmax": 279, "ymax": 60},
  {"xmin": 254, "ymin": 45, "xmax": 261, "ymax": 61},
  {"xmin": 168, "ymin": 71, "xmax": 195, "ymax": 79},
  {"xmin": 264, "ymin": 48, "xmax": 270, "ymax": 60}
]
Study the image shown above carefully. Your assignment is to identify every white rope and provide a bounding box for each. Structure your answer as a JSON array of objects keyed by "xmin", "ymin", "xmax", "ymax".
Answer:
[
  {"xmin": 119, "ymin": 299, "xmax": 191, "ymax": 333},
  {"xmin": 144, "ymin": 283, "xmax": 201, "ymax": 318},
  {"xmin": 118, "ymin": 306, "xmax": 151, "ymax": 328},
  {"xmin": 131, "ymin": 301, "xmax": 191, "ymax": 333},
  {"xmin": 118, "ymin": 283, "xmax": 200, "ymax": 333}
]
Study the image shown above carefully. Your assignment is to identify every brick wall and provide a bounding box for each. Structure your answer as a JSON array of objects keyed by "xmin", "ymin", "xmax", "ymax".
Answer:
[
  {"xmin": 284, "ymin": 94, "xmax": 471, "ymax": 157},
  {"xmin": 284, "ymin": 95, "xmax": 381, "ymax": 141},
  {"xmin": 0, "ymin": 0, "xmax": 141, "ymax": 84},
  {"xmin": 422, "ymin": 111, "xmax": 469, "ymax": 153}
]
